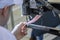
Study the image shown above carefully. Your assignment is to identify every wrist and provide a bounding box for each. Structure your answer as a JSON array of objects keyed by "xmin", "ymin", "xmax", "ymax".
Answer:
[{"xmin": 12, "ymin": 31, "xmax": 22, "ymax": 40}]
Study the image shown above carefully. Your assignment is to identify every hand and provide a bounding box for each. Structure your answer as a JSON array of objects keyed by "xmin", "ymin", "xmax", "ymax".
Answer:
[{"xmin": 11, "ymin": 22, "xmax": 27, "ymax": 40}]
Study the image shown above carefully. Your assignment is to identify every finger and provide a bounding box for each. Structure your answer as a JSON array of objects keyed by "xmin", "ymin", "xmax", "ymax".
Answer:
[{"xmin": 21, "ymin": 25, "xmax": 27, "ymax": 32}]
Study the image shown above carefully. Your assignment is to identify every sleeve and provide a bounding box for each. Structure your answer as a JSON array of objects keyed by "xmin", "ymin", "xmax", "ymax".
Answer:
[
  {"xmin": 14, "ymin": 0, "xmax": 23, "ymax": 5},
  {"xmin": 0, "ymin": 0, "xmax": 14, "ymax": 9},
  {"xmin": 0, "ymin": 27, "xmax": 16, "ymax": 40}
]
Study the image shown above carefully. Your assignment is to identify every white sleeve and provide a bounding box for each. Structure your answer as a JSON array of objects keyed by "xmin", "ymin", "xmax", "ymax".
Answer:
[
  {"xmin": 0, "ymin": 0, "xmax": 23, "ymax": 9},
  {"xmin": 14, "ymin": 0, "xmax": 23, "ymax": 6},
  {"xmin": 0, "ymin": 27, "xmax": 16, "ymax": 40},
  {"xmin": 0, "ymin": 0, "xmax": 14, "ymax": 9}
]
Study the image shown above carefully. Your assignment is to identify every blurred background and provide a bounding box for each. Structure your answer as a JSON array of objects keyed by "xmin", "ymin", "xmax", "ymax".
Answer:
[{"xmin": 6, "ymin": 0, "xmax": 60, "ymax": 40}]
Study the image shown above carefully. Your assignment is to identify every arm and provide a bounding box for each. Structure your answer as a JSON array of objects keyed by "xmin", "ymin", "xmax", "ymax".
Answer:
[{"xmin": 27, "ymin": 15, "xmax": 42, "ymax": 24}]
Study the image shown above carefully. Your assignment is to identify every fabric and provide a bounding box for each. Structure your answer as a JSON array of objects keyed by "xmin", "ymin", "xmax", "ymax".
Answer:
[
  {"xmin": 0, "ymin": 0, "xmax": 23, "ymax": 9},
  {"xmin": 30, "ymin": 0, "xmax": 37, "ymax": 9},
  {"xmin": 0, "ymin": 26, "xmax": 16, "ymax": 40},
  {"xmin": 0, "ymin": 0, "xmax": 14, "ymax": 9},
  {"xmin": 29, "ymin": 11, "xmax": 60, "ymax": 40},
  {"xmin": 29, "ymin": 11, "xmax": 60, "ymax": 27},
  {"xmin": 14, "ymin": 0, "xmax": 23, "ymax": 6},
  {"xmin": 31, "ymin": 30, "xmax": 43, "ymax": 40}
]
